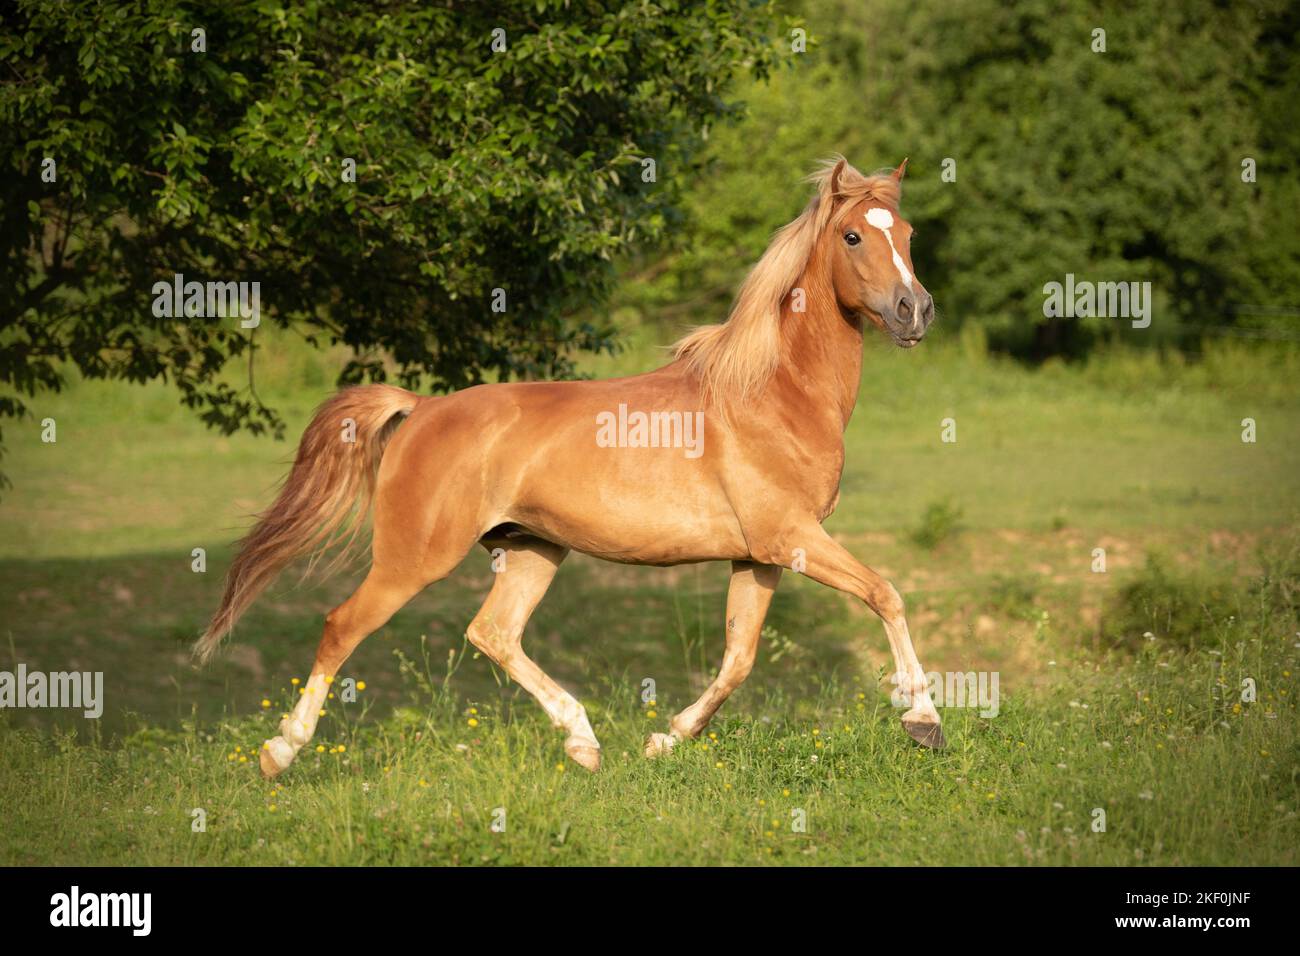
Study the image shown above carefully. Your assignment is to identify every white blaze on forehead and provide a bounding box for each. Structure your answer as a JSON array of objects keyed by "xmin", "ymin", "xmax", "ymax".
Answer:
[{"xmin": 864, "ymin": 207, "xmax": 913, "ymax": 291}]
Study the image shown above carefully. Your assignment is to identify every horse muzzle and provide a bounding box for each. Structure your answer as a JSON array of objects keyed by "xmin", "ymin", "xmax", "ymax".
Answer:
[{"xmin": 886, "ymin": 288, "xmax": 934, "ymax": 348}]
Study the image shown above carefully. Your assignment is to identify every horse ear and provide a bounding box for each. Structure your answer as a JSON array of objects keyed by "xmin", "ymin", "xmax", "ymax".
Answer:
[
  {"xmin": 892, "ymin": 158, "xmax": 909, "ymax": 182},
  {"xmin": 827, "ymin": 157, "xmax": 849, "ymax": 198}
]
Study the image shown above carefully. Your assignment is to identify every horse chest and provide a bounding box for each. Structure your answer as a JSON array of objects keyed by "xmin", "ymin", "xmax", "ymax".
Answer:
[
  {"xmin": 782, "ymin": 434, "xmax": 846, "ymax": 514},
  {"xmin": 812, "ymin": 459, "xmax": 845, "ymax": 518}
]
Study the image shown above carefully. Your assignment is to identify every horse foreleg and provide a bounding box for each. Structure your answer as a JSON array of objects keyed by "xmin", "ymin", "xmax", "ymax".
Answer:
[
  {"xmin": 646, "ymin": 561, "xmax": 781, "ymax": 757},
  {"xmin": 776, "ymin": 525, "xmax": 945, "ymax": 748}
]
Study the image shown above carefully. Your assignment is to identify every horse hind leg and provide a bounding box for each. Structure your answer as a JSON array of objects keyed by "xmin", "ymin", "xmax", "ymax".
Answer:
[
  {"xmin": 259, "ymin": 562, "xmax": 440, "ymax": 778},
  {"xmin": 467, "ymin": 536, "xmax": 601, "ymax": 771},
  {"xmin": 260, "ymin": 494, "xmax": 481, "ymax": 778},
  {"xmin": 646, "ymin": 561, "xmax": 782, "ymax": 757}
]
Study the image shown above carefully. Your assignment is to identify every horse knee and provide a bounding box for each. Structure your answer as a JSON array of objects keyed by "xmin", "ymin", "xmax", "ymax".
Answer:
[{"xmin": 871, "ymin": 582, "xmax": 906, "ymax": 623}]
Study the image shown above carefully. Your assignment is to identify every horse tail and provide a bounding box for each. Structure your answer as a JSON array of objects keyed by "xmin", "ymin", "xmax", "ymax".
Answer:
[{"xmin": 194, "ymin": 384, "xmax": 421, "ymax": 662}]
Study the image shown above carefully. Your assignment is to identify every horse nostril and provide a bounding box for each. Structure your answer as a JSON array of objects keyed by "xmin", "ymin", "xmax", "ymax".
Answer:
[
  {"xmin": 897, "ymin": 296, "xmax": 914, "ymax": 322},
  {"xmin": 920, "ymin": 294, "xmax": 935, "ymax": 325}
]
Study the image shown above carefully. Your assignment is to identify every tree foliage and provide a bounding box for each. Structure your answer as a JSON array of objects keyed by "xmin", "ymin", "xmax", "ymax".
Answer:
[
  {"xmin": 0, "ymin": 0, "xmax": 784, "ymax": 479},
  {"xmin": 629, "ymin": 0, "xmax": 1300, "ymax": 359}
]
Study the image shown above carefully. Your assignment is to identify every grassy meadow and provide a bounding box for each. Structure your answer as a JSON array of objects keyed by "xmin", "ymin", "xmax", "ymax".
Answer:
[{"xmin": 1, "ymin": 324, "xmax": 1298, "ymax": 865}]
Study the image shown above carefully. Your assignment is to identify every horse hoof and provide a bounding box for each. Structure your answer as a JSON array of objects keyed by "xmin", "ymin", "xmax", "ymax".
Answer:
[
  {"xmin": 644, "ymin": 732, "xmax": 677, "ymax": 758},
  {"xmin": 565, "ymin": 738, "xmax": 602, "ymax": 772},
  {"xmin": 259, "ymin": 748, "xmax": 285, "ymax": 779},
  {"xmin": 902, "ymin": 717, "xmax": 946, "ymax": 750}
]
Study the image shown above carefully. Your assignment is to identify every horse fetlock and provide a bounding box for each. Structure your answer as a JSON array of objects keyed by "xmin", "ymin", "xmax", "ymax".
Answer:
[
  {"xmin": 892, "ymin": 668, "xmax": 931, "ymax": 704},
  {"xmin": 669, "ymin": 715, "xmax": 699, "ymax": 740},
  {"xmin": 281, "ymin": 715, "xmax": 313, "ymax": 748},
  {"xmin": 901, "ymin": 676, "xmax": 940, "ymax": 718}
]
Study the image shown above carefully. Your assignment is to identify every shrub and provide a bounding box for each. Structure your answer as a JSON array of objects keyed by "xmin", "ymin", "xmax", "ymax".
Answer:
[
  {"xmin": 1101, "ymin": 554, "xmax": 1238, "ymax": 650},
  {"xmin": 988, "ymin": 574, "xmax": 1040, "ymax": 622},
  {"xmin": 910, "ymin": 498, "xmax": 964, "ymax": 551}
]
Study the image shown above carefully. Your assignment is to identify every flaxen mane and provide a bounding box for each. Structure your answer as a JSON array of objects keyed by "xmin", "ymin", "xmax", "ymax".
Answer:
[{"xmin": 673, "ymin": 158, "xmax": 901, "ymax": 406}]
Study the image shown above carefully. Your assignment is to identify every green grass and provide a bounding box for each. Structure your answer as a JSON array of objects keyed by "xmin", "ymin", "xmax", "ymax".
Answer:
[
  {"xmin": 2, "ymin": 613, "xmax": 1294, "ymax": 865},
  {"xmin": 1, "ymin": 326, "xmax": 1298, "ymax": 864}
]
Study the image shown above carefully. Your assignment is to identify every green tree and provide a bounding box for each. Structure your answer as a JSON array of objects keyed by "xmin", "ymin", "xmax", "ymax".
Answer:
[
  {"xmin": 627, "ymin": 0, "xmax": 1300, "ymax": 359},
  {"xmin": 0, "ymin": 0, "xmax": 785, "ymax": 484}
]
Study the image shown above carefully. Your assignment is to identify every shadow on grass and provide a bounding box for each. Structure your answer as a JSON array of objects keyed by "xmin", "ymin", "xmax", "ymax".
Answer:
[{"xmin": 0, "ymin": 549, "xmax": 865, "ymax": 739}]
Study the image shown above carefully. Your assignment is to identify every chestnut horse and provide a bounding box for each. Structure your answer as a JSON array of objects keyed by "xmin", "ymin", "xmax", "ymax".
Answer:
[{"xmin": 198, "ymin": 156, "xmax": 942, "ymax": 778}]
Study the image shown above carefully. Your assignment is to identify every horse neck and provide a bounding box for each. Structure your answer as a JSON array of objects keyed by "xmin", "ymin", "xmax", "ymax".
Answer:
[{"xmin": 772, "ymin": 262, "xmax": 863, "ymax": 430}]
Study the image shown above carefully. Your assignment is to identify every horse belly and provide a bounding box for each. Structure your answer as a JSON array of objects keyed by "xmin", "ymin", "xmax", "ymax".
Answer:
[{"xmin": 506, "ymin": 454, "xmax": 749, "ymax": 566}]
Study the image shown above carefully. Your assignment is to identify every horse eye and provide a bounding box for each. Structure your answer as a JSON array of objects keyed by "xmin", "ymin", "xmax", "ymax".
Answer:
[{"xmin": 844, "ymin": 232, "xmax": 861, "ymax": 246}]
